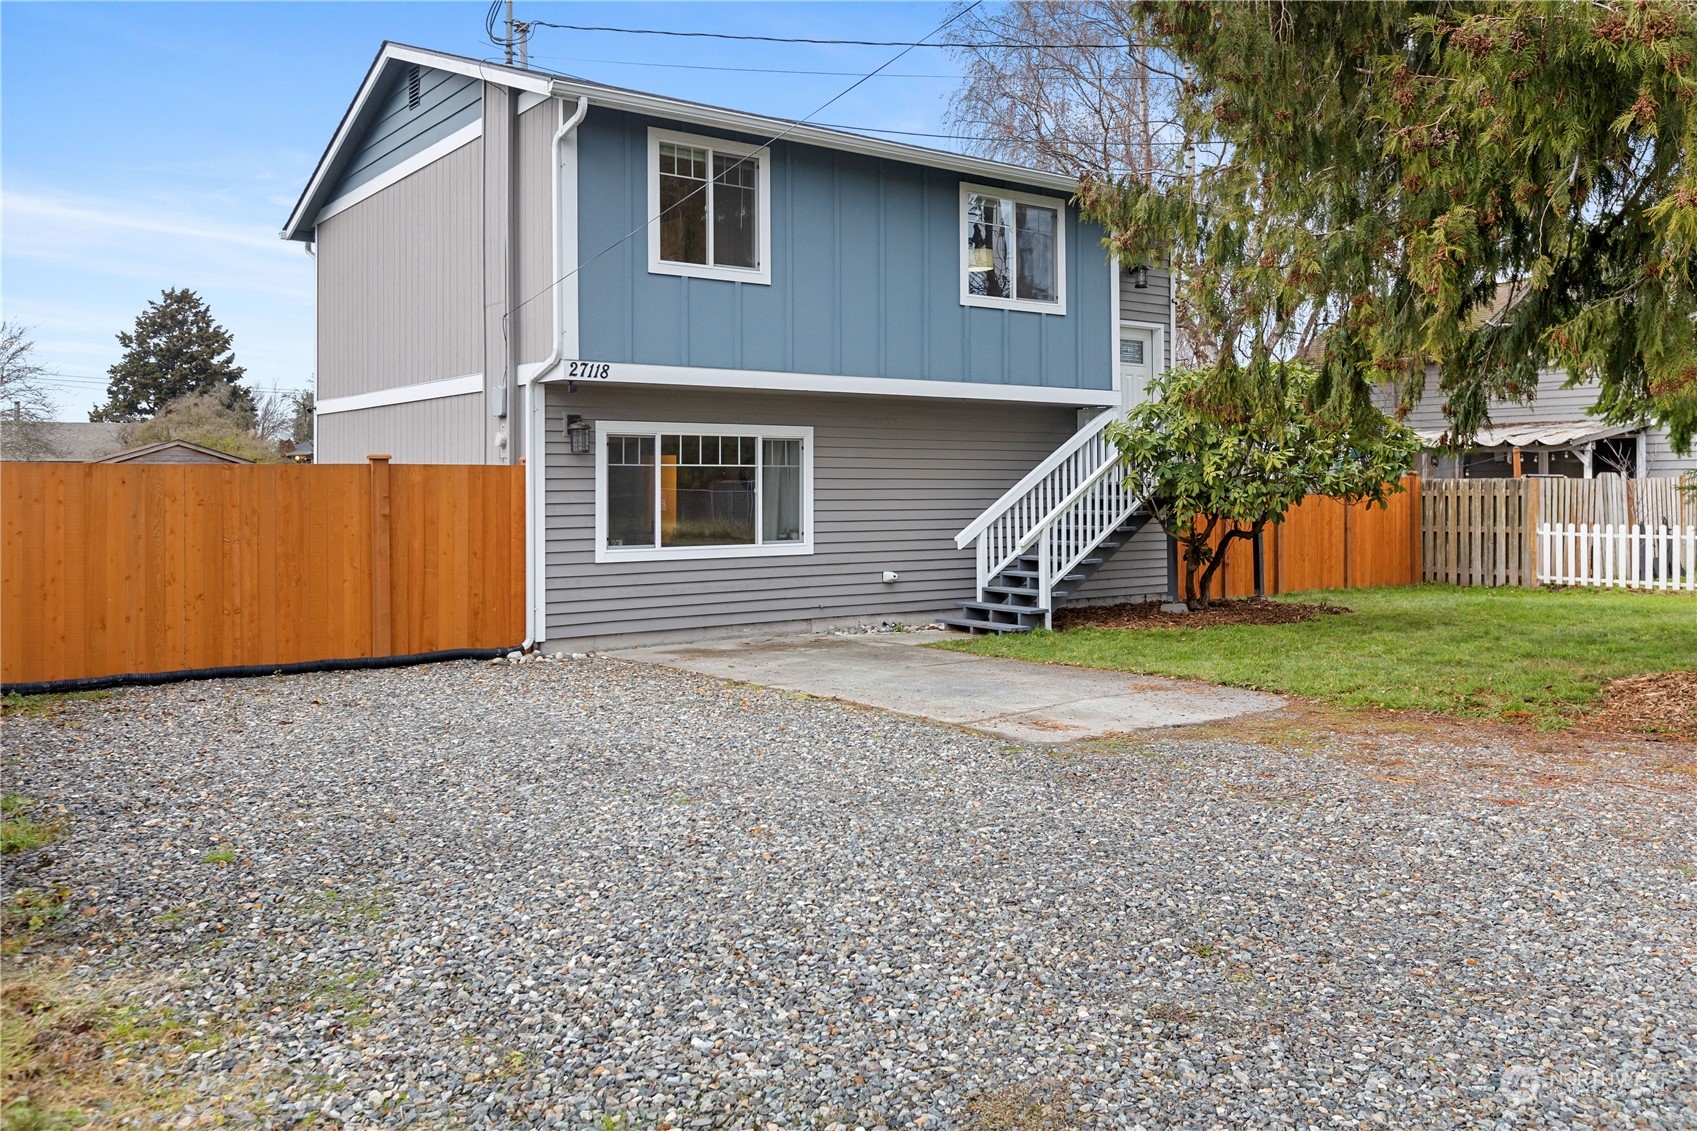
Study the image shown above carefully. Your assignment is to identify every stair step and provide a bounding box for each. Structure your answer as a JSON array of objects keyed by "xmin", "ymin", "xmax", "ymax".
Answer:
[
  {"xmin": 983, "ymin": 583, "xmax": 1043, "ymax": 600},
  {"xmin": 998, "ymin": 568, "xmax": 1086, "ymax": 583},
  {"xmin": 937, "ymin": 616, "xmax": 1033, "ymax": 635},
  {"xmin": 956, "ymin": 599, "xmax": 1048, "ymax": 618}
]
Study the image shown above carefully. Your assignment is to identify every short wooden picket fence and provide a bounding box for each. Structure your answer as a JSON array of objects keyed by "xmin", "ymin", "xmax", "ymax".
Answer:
[{"xmin": 1536, "ymin": 523, "xmax": 1697, "ymax": 591}]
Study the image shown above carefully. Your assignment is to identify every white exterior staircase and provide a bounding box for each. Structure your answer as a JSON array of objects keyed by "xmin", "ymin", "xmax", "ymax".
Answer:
[{"xmin": 946, "ymin": 409, "xmax": 1148, "ymax": 634}]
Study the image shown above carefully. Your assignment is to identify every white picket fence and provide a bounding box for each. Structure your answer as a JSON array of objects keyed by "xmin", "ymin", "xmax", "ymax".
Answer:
[{"xmin": 1537, "ymin": 522, "xmax": 1697, "ymax": 590}]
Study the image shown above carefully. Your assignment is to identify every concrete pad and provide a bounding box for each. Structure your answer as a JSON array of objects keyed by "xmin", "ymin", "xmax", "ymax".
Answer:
[{"xmin": 609, "ymin": 629, "xmax": 1283, "ymax": 743}]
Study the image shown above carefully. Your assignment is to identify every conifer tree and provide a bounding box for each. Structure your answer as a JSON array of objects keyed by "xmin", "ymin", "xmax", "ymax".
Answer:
[
  {"xmin": 92, "ymin": 288, "xmax": 252, "ymax": 422},
  {"xmin": 1079, "ymin": 0, "xmax": 1697, "ymax": 450}
]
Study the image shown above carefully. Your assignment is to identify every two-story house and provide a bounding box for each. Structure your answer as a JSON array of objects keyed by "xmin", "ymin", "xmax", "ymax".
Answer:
[{"xmin": 284, "ymin": 44, "xmax": 1172, "ymax": 650}]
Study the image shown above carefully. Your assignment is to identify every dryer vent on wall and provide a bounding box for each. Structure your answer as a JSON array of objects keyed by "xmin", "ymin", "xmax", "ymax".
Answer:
[{"xmin": 406, "ymin": 65, "xmax": 422, "ymax": 110}]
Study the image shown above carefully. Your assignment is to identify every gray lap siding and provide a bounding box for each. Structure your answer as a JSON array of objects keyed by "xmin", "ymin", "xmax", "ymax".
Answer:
[{"xmin": 542, "ymin": 386, "xmax": 1167, "ymax": 648}]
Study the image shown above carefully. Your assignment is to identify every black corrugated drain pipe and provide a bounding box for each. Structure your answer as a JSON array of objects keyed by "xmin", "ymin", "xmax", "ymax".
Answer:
[{"xmin": 2, "ymin": 647, "xmax": 523, "ymax": 698}]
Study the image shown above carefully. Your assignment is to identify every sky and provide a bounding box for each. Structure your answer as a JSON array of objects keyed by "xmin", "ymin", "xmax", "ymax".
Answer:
[{"xmin": 1, "ymin": 1, "xmax": 970, "ymax": 419}]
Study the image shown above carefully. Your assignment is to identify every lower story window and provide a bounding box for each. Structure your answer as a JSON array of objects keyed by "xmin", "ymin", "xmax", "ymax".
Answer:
[{"xmin": 597, "ymin": 423, "xmax": 813, "ymax": 561}]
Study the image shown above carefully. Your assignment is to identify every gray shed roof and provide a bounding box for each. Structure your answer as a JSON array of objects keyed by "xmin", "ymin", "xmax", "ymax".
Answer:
[
  {"xmin": 0, "ymin": 421, "xmax": 128, "ymax": 462},
  {"xmin": 97, "ymin": 439, "xmax": 253, "ymax": 464}
]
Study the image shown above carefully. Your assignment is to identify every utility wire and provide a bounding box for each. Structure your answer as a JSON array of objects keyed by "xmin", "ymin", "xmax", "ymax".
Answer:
[
  {"xmin": 506, "ymin": 2, "xmax": 985, "ymax": 325},
  {"xmin": 522, "ymin": 53, "xmax": 958, "ymax": 79},
  {"xmin": 524, "ymin": 22, "xmax": 1145, "ymax": 49}
]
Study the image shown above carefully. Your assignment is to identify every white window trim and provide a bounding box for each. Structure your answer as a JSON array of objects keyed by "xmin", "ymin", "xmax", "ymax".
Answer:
[
  {"xmin": 593, "ymin": 420, "xmax": 813, "ymax": 563},
  {"xmin": 958, "ymin": 182, "xmax": 1068, "ymax": 316},
  {"xmin": 646, "ymin": 127, "xmax": 773, "ymax": 286}
]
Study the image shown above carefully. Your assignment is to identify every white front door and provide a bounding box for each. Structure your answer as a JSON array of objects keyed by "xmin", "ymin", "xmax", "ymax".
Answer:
[{"xmin": 1119, "ymin": 326, "xmax": 1155, "ymax": 408}]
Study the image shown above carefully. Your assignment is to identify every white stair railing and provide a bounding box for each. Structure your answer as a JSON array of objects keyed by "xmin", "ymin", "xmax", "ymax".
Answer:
[{"xmin": 954, "ymin": 409, "xmax": 1142, "ymax": 626}]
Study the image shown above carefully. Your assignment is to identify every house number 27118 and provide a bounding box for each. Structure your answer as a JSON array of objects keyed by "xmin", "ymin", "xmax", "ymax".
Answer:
[{"xmin": 565, "ymin": 361, "xmax": 613, "ymax": 380}]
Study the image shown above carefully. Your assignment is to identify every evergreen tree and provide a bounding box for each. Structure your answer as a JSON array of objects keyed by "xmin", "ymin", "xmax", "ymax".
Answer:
[
  {"xmin": 1079, "ymin": 0, "xmax": 1697, "ymax": 450},
  {"xmin": 91, "ymin": 288, "xmax": 252, "ymax": 422}
]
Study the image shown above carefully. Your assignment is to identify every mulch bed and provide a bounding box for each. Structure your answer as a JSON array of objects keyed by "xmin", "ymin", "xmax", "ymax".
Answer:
[
  {"xmin": 1588, "ymin": 668, "xmax": 1697, "ymax": 740},
  {"xmin": 1054, "ymin": 597, "xmax": 1350, "ymax": 631}
]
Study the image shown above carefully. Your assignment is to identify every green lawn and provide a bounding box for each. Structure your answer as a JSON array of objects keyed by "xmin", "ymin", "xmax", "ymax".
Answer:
[{"xmin": 939, "ymin": 585, "xmax": 1697, "ymax": 728}]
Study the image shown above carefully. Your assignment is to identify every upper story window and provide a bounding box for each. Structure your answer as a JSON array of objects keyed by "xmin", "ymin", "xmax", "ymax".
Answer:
[
  {"xmin": 648, "ymin": 128, "xmax": 772, "ymax": 285},
  {"xmin": 959, "ymin": 184, "xmax": 1067, "ymax": 315}
]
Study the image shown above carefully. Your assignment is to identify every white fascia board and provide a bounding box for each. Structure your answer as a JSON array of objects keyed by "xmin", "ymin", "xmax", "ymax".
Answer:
[
  {"xmin": 535, "ymin": 361, "xmax": 1117, "ymax": 407},
  {"xmin": 314, "ymin": 120, "xmax": 482, "ymax": 225},
  {"xmin": 316, "ymin": 373, "xmax": 483, "ymax": 416},
  {"xmin": 283, "ymin": 47, "xmax": 395, "ymax": 240},
  {"xmin": 542, "ymin": 78, "xmax": 1077, "ymax": 195},
  {"xmin": 387, "ymin": 44, "xmax": 556, "ymax": 95},
  {"xmin": 286, "ymin": 41, "xmax": 1077, "ymax": 242},
  {"xmin": 282, "ymin": 44, "xmax": 557, "ymax": 241}
]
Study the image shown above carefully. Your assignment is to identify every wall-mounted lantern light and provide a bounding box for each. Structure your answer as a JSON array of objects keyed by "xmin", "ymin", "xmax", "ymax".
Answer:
[
  {"xmin": 1130, "ymin": 264, "xmax": 1150, "ymax": 289},
  {"xmin": 566, "ymin": 414, "xmax": 592, "ymax": 455}
]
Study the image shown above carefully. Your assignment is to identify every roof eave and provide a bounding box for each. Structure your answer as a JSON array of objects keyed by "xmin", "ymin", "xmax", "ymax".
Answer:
[
  {"xmin": 282, "ymin": 43, "xmax": 1080, "ymax": 242},
  {"xmin": 539, "ymin": 75, "xmax": 1078, "ymax": 194}
]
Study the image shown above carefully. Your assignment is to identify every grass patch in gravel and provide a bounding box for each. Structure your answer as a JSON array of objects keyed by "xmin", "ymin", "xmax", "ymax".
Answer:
[
  {"xmin": 1, "ymin": 814, "xmax": 234, "ymax": 1129},
  {"xmin": 1, "ymin": 793, "xmax": 59, "ymax": 856},
  {"xmin": 940, "ymin": 584, "xmax": 1697, "ymax": 729},
  {"xmin": 0, "ymin": 958, "xmax": 213, "ymax": 1130},
  {"xmin": 0, "ymin": 691, "xmax": 111, "ymax": 719}
]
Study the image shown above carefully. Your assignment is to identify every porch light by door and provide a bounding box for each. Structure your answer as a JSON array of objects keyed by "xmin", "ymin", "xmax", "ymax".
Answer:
[
  {"xmin": 1129, "ymin": 264, "xmax": 1150, "ymax": 289},
  {"xmin": 566, "ymin": 414, "xmax": 592, "ymax": 454}
]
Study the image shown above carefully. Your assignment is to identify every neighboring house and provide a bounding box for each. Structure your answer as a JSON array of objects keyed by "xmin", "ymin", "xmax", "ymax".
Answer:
[
  {"xmin": 283, "ymin": 44, "xmax": 1174, "ymax": 649},
  {"xmin": 1372, "ymin": 283, "xmax": 1696, "ymax": 481},
  {"xmin": 96, "ymin": 439, "xmax": 252, "ymax": 465},
  {"xmin": 0, "ymin": 421, "xmax": 127, "ymax": 462},
  {"xmin": 1380, "ymin": 367, "xmax": 1697, "ymax": 481}
]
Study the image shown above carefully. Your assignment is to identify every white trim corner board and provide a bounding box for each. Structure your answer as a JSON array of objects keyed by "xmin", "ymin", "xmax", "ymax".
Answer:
[{"xmin": 315, "ymin": 373, "xmax": 483, "ymax": 416}]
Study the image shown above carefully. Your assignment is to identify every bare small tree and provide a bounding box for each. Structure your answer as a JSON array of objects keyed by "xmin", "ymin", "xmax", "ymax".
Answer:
[
  {"xmin": 944, "ymin": 4, "xmax": 1212, "ymax": 365},
  {"xmin": 0, "ymin": 322, "xmax": 61, "ymax": 460},
  {"xmin": 944, "ymin": 1, "xmax": 1179, "ymax": 181}
]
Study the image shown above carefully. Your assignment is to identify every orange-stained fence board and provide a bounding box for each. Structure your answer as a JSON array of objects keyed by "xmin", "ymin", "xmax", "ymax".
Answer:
[
  {"xmin": 1181, "ymin": 476, "xmax": 1422, "ymax": 600},
  {"xmin": 1, "ymin": 462, "xmax": 523, "ymax": 685}
]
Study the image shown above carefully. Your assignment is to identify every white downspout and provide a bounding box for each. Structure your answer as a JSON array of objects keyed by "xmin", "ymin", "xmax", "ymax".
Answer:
[{"xmin": 522, "ymin": 93, "xmax": 588, "ymax": 651}]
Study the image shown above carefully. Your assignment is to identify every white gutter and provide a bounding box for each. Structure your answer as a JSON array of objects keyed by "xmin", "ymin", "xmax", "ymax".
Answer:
[{"xmin": 522, "ymin": 93, "xmax": 589, "ymax": 651}]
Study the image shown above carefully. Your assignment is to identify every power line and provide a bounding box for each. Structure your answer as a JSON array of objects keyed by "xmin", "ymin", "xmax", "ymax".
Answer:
[
  {"xmin": 524, "ymin": 53, "xmax": 958, "ymax": 79},
  {"xmin": 524, "ymin": 21, "xmax": 1142, "ymax": 49},
  {"xmin": 507, "ymin": 3, "xmax": 985, "ymax": 325}
]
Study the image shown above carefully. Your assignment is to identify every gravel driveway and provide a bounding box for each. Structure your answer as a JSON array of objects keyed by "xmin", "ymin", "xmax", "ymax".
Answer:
[{"xmin": 6, "ymin": 658, "xmax": 1694, "ymax": 1129}]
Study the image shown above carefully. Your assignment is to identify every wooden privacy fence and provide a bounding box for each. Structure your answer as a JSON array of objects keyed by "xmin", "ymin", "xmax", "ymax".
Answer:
[
  {"xmin": 1423, "ymin": 479, "xmax": 1533, "ymax": 587},
  {"xmin": 1191, "ymin": 475, "xmax": 1422, "ymax": 599},
  {"xmin": 1423, "ymin": 475, "xmax": 1696, "ymax": 588},
  {"xmin": 2, "ymin": 459, "xmax": 524, "ymax": 686}
]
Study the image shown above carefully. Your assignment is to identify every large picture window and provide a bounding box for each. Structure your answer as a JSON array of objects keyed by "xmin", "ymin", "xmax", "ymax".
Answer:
[
  {"xmin": 596, "ymin": 422, "xmax": 812, "ymax": 562},
  {"xmin": 959, "ymin": 184, "xmax": 1067, "ymax": 314},
  {"xmin": 648, "ymin": 129, "xmax": 771, "ymax": 285}
]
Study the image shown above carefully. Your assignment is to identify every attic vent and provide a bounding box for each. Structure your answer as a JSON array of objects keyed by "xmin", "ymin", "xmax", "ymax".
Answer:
[{"xmin": 406, "ymin": 65, "xmax": 421, "ymax": 110}]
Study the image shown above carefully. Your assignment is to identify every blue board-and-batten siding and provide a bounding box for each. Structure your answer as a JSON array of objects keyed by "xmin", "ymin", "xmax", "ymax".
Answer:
[
  {"xmin": 575, "ymin": 109, "xmax": 1113, "ymax": 392},
  {"xmin": 331, "ymin": 66, "xmax": 481, "ymax": 201}
]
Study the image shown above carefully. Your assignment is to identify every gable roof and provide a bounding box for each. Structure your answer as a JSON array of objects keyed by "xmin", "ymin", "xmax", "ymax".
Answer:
[
  {"xmin": 97, "ymin": 439, "xmax": 252, "ymax": 464},
  {"xmin": 283, "ymin": 42, "xmax": 1077, "ymax": 242}
]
